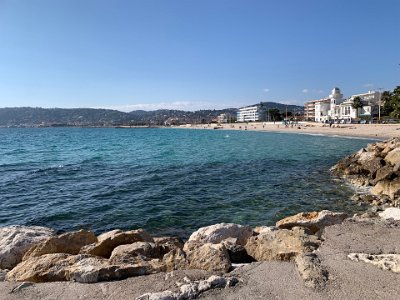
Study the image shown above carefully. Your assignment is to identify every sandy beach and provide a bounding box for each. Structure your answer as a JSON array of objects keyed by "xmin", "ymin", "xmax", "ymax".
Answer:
[{"xmin": 187, "ymin": 122, "xmax": 400, "ymax": 140}]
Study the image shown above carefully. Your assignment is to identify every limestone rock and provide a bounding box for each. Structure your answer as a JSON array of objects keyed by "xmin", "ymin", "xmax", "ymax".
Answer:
[
  {"xmin": 162, "ymin": 248, "xmax": 188, "ymax": 271},
  {"xmin": 185, "ymin": 242, "xmax": 231, "ymax": 272},
  {"xmin": 222, "ymin": 240, "xmax": 255, "ymax": 263},
  {"xmin": 67, "ymin": 256, "xmax": 154, "ymax": 283},
  {"xmin": 109, "ymin": 242, "xmax": 161, "ymax": 264},
  {"xmin": 187, "ymin": 223, "xmax": 252, "ymax": 246},
  {"xmin": 153, "ymin": 236, "xmax": 184, "ymax": 254},
  {"xmin": 348, "ymin": 253, "xmax": 400, "ymax": 273},
  {"xmin": 371, "ymin": 180, "xmax": 391, "ymax": 196},
  {"xmin": 379, "ymin": 207, "xmax": 400, "ymax": 220},
  {"xmin": 385, "ymin": 148, "xmax": 400, "ymax": 166},
  {"xmin": 23, "ymin": 229, "xmax": 97, "ymax": 260},
  {"xmin": 80, "ymin": 229, "xmax": 153, "ymax": 258},
  {"xmin": 244, "ymin": 227, "xmax": 320, "ymax": 262},
  {"xmin": 295, "ymin": 254, "xmax": 328, "ymax": 290},
  {"xmin": 0, "ymin": 225, "xmax": 55, "ymax": 269},
  {"xmin": 275, "ymin": 210, "xmax": 347, "ymax": 233},
  {"xmin": 6, "ymin": 253, "xmax": 76, "ymax": 282},
  {"xmin": 359, "ymin": 157, "xmax": 382, "ymax": 177},
  {"xmin": 6, "ymin": 252, "xmax": 156, "ymax": 283},
  {"xmin": 375, "ymin": 165, "xmax": 394, "ymax": 183}
]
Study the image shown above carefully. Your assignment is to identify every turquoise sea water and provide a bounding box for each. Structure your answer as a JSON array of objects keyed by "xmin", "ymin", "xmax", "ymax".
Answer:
[{"xmin": 0, "ymin": 128, "xmax": 374, "ymax": 237}]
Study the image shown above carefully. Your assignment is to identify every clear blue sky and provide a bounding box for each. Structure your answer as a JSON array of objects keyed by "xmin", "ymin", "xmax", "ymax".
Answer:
[{"xmin": 0, "ymin": 0, "xmax": 399, "ymax": 111}]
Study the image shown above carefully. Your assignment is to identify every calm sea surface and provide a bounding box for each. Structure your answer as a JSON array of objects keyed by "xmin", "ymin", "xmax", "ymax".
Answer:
[{"xmin": 0, "ymin": 128, "xmax": 375, "ymax": 237}]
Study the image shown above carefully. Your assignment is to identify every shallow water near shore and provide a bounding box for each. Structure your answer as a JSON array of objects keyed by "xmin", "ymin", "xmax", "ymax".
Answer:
[{"xmin": 0, "ymin": 127, "xmax": 374, "ymax": 237}]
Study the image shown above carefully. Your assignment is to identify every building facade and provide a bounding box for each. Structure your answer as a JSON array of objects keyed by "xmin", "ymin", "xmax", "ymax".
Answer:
[
  {"xmin": 237, "ymin": 106, "xmax": 264, "ymax": 122},
  {"xmin": 304, "ymin": 88, "xmax": 381, "ymax": 123}
]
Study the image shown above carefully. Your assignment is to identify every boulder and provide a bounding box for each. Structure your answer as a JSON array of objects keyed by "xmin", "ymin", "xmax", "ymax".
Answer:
[
  {"xmin": 389, "ymin": 177, "xmax": 400, "ymax": 199},
  {"xmin": 385, "ymin": 148, "xmax": 400, "ymax": 166},
  {"xmin": 68, "ymin": 256, "xmax": 157, "ymax": 283},
  {"xmin": 348, "ymin": 253, "xmax": 400, "ymax": 273},
  {"xmin": 80, "ymin": 229, "xmax": 153, "ymax": 258},
  {"xmin": 109, "ymin": 242, "xmax": 161, "ymax": 264},
  {"xmin": 23, "ymin": 229, "xmax": 97, "ymax": 260},
  {"xmin": 375, "ymin": 165, "xmax": 394, "ymax": 183},
  {"xmin": 359, "ymin": 157, "xmax": 382, "ymax": 177},
  {"xmin": 371, "ymin": 180, "xmax": 391, "ymax": 196},
  {"xmin": 6, "ymin": 253, "xmax": 157, "ymax": 283},
  {"xmin": 275, "ymin": 210, "xmax": 347, "ymax": 233},
  {"xmin": 184, "ymin": 242, "xmax": 231, "ymax": 272},
  {"xmin": 153, "ymin": 236, "xmax": 184, "ymax": 254},
  {"xmin": 244, "ymin": 227, "xmax": 320, "ymax": 262},
  {"xmin": 6, "ymin": 253, "xmax": 77, "ymax": 282},
  {"xmin": 0, "ymin": 225, "xmax": 55, "ymax": 269},
  {"xmin": 187, "ymin": 223, "xmax": 252, "ymax": 246},
  {"xmin": 379, "ymin": 207, "xmax": 400, "ymax": 220},
  {"xmin": 223, "ymin": 242, "xmax": 255, "ymax": 263},
  {"xmin": 162, "ymin": 248, "xmax": 188, "ymax": 271}
]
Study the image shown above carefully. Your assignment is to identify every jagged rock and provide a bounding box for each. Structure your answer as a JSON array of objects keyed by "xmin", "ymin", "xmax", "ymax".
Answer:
[
  {"xmin": 153, "ymin": 236, "xmax": 184, "ymax": 254},
  {"xmin": 222, "ymin": 240, "xmax": 255, "ymax": 263},
  {"xmin": 184, "ymin": 242, "xmax": 231, "ymax": 272},
  {"xmin": 359, "ymin": 157, "xmax": 382, "ymax": 177},
  {"xmin": 109, "ymin": 242, "xmax": 161, "ymax": 264},
  {"xmin": 0, "ymin": 225, "xmax": 55, "ymax": 270},
  {"xmin": 275, "ymin": 210, "xmax": 347, "ymax": 233},
  {"xmin": 371, "ymin": 179, "xmax": 391, "ymax": 196},
  {"xmin": 187, "ymin": 223, "xmax": 253, "ymax": 246},
  {"xmin": 68, "ymin": 256, "xmax": 156, "ymax": 283},
  {"xmin": 23, "ymin": 229, "xmax": 97, "ymax": 261},
  {"xmin": 385, "ymin": 148, "xmax": 400, "ymax": 166},
  {"xmin": 6, "ymin": 252, "xmax": 157, "ymax": 283},
  {"xmin": 375, "ymin": 165, "xmax": 394, "ymax": 183},
  {"xmin": 244, "ymin": 227, "xmax": 320, "ymax": 262},
  {"xmin": 379, "ymin": 207, "xmax": 400, "ymax": 220},
  {"xmin": 80, "ymin": 229, "xmax": 154, "ymax": 258},
  {"xmin": 162, "ymin": 248, "xmax": 188, "ymax": 271},
  {"xmin": 295, "ymin": 253, "xmax": 328, "ymax": 290},
  {"xmin": 6, "ymin": 253, "xmax": 77, "ymax": 282},
  {"xmin": 348, "ymin": 253, "xmax": 400, "ymax": 273}
]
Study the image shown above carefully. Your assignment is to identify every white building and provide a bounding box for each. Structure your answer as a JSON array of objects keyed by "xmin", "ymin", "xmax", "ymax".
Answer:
[
  {"xmin": 314, "ymin": 98, "xmax": 331, "ymax": 122},
  {"xmin": 217, "ymin": 113, "xmax": 228, "ymax": 123},
  {"xmin": 237, "ymin": 106, "xmax": 262, "ymax": 122},
  {"xmin": 306, "ymin": 88, "xmax": 381, "ymax": 123}
]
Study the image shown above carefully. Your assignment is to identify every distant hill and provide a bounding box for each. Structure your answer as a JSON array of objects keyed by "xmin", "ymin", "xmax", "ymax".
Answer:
[{"xmin": 0, "ymin": 103, "xmax": 304, "ymax": 127}]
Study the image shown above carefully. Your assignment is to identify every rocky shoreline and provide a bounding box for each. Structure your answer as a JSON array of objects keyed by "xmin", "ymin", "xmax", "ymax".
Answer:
[{"xmin": 1, "ymin": 138, "xmax": 400, "ymax": 299}]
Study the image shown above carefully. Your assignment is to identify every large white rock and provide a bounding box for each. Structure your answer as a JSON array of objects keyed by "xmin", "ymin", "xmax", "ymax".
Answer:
[
  {"xmin": 379, "ymin": 207, "xmax": 400, "ymax": 221},
  {"xmin": 0, "ymin": 225, "xmax": 55, "ymax": 269},
  {"xmin": 187, "ymin": 223, "xmax": 253, "ymax": 246}
]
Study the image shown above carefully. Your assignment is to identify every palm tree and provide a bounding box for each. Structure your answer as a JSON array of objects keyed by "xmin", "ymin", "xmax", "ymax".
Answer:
[{"xmin": 351, "ymin": 96, "xmax": 364, "ymax": 118}]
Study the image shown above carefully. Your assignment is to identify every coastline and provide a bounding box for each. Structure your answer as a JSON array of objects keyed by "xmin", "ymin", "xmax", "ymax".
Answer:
[{"xmin": 184, "ymin": 122, "xmax": 400, "ymax": 140}]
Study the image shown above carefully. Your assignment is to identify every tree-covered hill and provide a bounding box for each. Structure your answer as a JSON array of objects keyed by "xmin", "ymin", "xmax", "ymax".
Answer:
[{"xmin": 0, "ymin": 102, "xmax": 304, "ymax": 127}]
